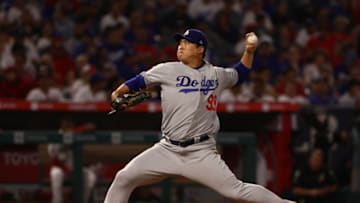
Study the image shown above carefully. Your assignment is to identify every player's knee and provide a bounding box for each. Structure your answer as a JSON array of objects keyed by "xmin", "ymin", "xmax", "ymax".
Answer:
[
  {"xmin": 219, "ymin": 180, "xmax": 245, "ymax": 200},
  {"xmin": 223, "ymin": 189, "xmax": 244, "ymax": 200},
  {"xmin": 113, "ymin": 169, "xmax": 132, "ymax": 188},
  {"xmin": 230, "ymin": 183, "xmax": 267, "ymax": 202},
  {"xmin": 50, "ymin": 167, "xmax": 64, "ymax": 181},
  {"xmin": 221, "ymin": 181, "xmax": 267, "ymax": 201}
]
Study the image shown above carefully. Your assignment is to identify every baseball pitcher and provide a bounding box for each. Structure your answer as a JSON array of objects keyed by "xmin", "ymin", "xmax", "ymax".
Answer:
[{"xmin": 104, "ymin": 28, "xmax": 296, "ymax": 203}]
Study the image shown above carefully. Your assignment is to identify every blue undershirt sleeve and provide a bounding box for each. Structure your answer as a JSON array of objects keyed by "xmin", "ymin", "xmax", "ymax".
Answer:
[
  {"xmin": 124, "ymin": 75, "xmax": 146, "ymax": 92},
  {"xmin": 234, "ymin": 62, "xmax": 250, "ymax": 85}
]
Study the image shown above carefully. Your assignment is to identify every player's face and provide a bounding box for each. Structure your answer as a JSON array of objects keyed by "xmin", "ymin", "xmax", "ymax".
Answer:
[{"xmin": 177, "ymin": 39, "xmax": 203, "ymax": 62}]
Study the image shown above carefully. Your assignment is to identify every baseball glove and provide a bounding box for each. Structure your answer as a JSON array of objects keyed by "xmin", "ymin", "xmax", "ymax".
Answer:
[{"xmin": 110, "ymin": 90, "xmax": 150, "ymax": 112}]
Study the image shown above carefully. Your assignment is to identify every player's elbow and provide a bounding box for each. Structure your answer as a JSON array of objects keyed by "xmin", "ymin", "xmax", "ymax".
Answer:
[
  {"xmin": 111, "ymin": 84, "xmax": 131, "ymax": 101},
  {"xmin": 111, "ymin": 91, "xmax": 118, "ymax": 101}
]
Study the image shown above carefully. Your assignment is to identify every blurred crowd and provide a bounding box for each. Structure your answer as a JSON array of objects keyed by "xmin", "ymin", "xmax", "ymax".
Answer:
[{"xmin": 0, "ymin": 0, "xmax": 360, "ymax": 106}]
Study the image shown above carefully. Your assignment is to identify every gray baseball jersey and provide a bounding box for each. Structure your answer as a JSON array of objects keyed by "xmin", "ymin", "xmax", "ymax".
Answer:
[
  {"xmin": 104, "ymin": 61, "xmax": 293, "ymax": 203},
  {"xmin": 140, "ymin": 61, "xmax": 237, "ymax": 141}
]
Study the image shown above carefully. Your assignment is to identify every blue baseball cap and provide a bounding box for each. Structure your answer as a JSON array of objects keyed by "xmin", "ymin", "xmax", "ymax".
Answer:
[{"xmin": 174, "ymin": 29, "xmax": 208, "ymax": 51}]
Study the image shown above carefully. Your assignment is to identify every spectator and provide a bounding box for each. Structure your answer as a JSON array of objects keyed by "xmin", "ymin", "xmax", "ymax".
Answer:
[
  {"xmin": 71, "ymin": 31, "xmax": 101, "ymax": 68},
  {"xmin": 52, "ymin": 4, "xmax": 74, "ymax": 41},
  {"xmin": 255, "ymin": 67, "xmax": 275, "ymax": 94},
  {"xmin": 305, "ymin": 7, "xmax": 340, "ymax": 60},
  {"xmin": 0, "ymin": 28, "xmax": 13, "ymax": 71},
  {"xmin": 124, "ymin": 10, "xmax": 145, "ymax": 43},
  {"xmin": 330, "ymin": 130, "xmax": 353, "ymax": 188},
  {"xmin": 275, "ymin": 68, "xmax": 305, "ymax": 97},
  {"xmin": 4, "ymin": 37, "xmax": 38, "ymax": 80},
  {"xmin": 36, "ymin": 21, "xmax": 54, "ymax": 53},
  {"xmin": 157, "ymin": 0, "xmax": 176, "ymax": 21},
  {"xmin": 275, "ymin": 24, "xmax": 295, "ymax": 52},
  {"xmin": 49, "ymin": 38, "xmax": 75, "ymax": 86},
  {"xmin": 130, "ymin": 26, "xmax": 159, "ymax": 70},
  {"xmin": 219, "ymin": 86, "xmax": 241, "ymax": 102},
  {"xmin": 328, "ymin": 15, "xmax": 351, "ymax": 65},
  {"xmin": 277, "ymin": 81, "xmax": 309, "ymax": 105},
  {"xmin": 303, "ymin": 51, "xmax": 334, "ymax": 88},
  {"xmin": 72, "ymin": 73, "xmax": 107, "ymax": 102},
  {"xmin": 102, "ymin": 63, "xmax": 121, "ymax": 92},
  {"xmin": 240, "ymin": 68, "xmax": 274, "ymax": 101},
  {"xmin": 48, "ymin": 117, "xmax": 97, "ymax": 203},
  {"xmin": 279, "ymin": 45, "xmax": 304, "ymax": 81},
  {"xmin": 295, "ymin": 18, "xmax": 317, "ymax": 48},
  {"xmin": 292, "ymin": 149, "xmax": 337, "ymax": 203},
  {"xmin": 308, "ymin": 108, "xmax": 338, "ymax": 155},
  {"xmin": 13, "ymin": 1, "xmax": 42, "ymax": 38},
  {"xmin": 242, "ymin": 0, "xmax": 273, "ymax": 35},
  {"xmin": 159, "ymin": 0, "xmax": 194, "ymax": 34},
  {"xmin": 63, "ymin": 54, "xmax": 96, "ymax": 100},
  {"xmin": 26, "ymin": 75, "xmax": 64, "ymax": 102},
  {"xmin": 195, "ymin": 20, "xmax": 230, "ymax": 64},
  {"xmin": 66, "ymin": 15, "xmax": 93, "ymax": 57},
  {"xmin": 142, "ymin": 5, "xmax": 161, "ymax": 37},
  {"xmin": 338, "ymin": 80, "xmax": 360, "ymax": 107},
  {"xmin": 331, "ymin": 0, "xmax": 352, "ymax": 19},
  {"xmin": 6, "ymin": 0, "xmax": 41, "ymax": 25},
  {"xmin": 348, "ymin": 63, "xmax": 360, "ymax": 81},
  {"xmin": 238, "ymin": 77, "xmax": 275, "ymax": 102},
  {"xmin": 270, "ymin": 0, "xmax": 292, "ymax": 27},
  {"xmin": 100, "ymin": 1, "xmax": 130, "ymax": 32},
  {"xmin": 307, "ymin": 77, "xmax": 337, "ymax": 105},
  {"xmin": 0, "ymin": 67, "xmax": 32, "ymax": 99},
  {"xmin": 100, "ymin": 24, "xmax": 137, "ymax": 79},
  {"xmin": 221, "ymin": 0, "xmax": 244, "ymax": 31},
  {"xmin": 251, "ymin": 38, "xmax": 281, "ymax": 80},
  {"xmin": 212, "ymin": 10, "xmax": 239, "ymax": 44},
  {"xmin": 187, "ymin": 0, "xmax": 224, "ymax": 23},
  {"xmin": 33, "ymin": 53, "xmax": 55, "ymax": 80}
]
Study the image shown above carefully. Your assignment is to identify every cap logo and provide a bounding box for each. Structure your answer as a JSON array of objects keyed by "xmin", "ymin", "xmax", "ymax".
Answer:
[
  {"xmin": 199, "ymin": 40, "xmax": 203, "ymax": 44},
  {"xmin": 184, "ymin": 30, "xmax": 190, "ymax": 36}
]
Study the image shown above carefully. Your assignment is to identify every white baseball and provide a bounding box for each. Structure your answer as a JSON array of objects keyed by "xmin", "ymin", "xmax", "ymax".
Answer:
[{"xmin": 247, "ymin": 34, "xmax": 258, "ymax": 44}]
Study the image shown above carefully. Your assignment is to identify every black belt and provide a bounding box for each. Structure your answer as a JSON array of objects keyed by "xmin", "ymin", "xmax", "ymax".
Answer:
[{"xmin": 164, "ymin": 134, "xmax": 210, "ymax": 147}]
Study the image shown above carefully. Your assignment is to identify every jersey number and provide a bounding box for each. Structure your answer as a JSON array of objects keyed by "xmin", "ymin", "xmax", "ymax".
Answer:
[{"xmin": 206, "ymin": 94, "xmax": 217, "ymax": 111}]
